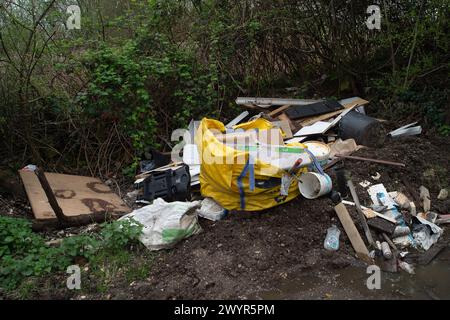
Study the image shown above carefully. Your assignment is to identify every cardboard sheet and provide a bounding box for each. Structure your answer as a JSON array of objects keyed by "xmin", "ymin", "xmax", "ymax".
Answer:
[{"xmin": 20, "ymin": 171, "xmax": 131, "ymax": 220}]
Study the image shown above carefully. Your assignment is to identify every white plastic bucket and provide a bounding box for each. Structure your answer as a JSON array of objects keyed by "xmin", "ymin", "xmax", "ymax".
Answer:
[{"xmin": 298, "ymin": 172, "xmax": 333, "ymax": 199}]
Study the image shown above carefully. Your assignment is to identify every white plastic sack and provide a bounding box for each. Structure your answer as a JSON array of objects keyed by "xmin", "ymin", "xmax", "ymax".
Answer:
[
  {"xmin": 120, "ymin": 198, "xmax": 202, "ymax": 250},
  {"xmin": 197, "ymin": 198, "xmax": 226, "ymax": 221}
]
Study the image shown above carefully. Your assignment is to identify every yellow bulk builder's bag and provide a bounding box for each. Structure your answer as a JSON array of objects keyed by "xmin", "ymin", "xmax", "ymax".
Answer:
[{"xmin": 195, "ymin": 118, "xmax": 307, "ymax": 211}]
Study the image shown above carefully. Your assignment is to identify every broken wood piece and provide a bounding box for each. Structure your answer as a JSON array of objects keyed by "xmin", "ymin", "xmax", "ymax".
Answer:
[
  {"xmin": 268, "ymin": 105, "xmax": 291, "ymax": 118},
  {"xmin": 341, "ymin": 200, "xmax": 397, "ymax": 224},
  {"xmin": 347, "ymin": 179, "xmax": 375, "ymax": 246},
  {"xmin": 367, "ymin": 217, "xmax": 396, "ymax": 235},
  {"xmin": 417, "ymin": 239, "xmax": 449, "ymax": 265},
  {"xmin": 298, "ymin": 97, "xmax": 369, "ymax": 127},
  {"xmin": 277, "ymin": 113, "xmax": 296, "ymax": 132},
  {"xmin": 335, "ymin": 155, "xmax": 406, "ymax": 167},
  {"xmin": 271, "ymin": 119, "xmax": 293, "ymax": 139},
  {"xmin": 419, "ymin": 186, "xmax": 431, "ymax": 213},
  {"xmin": 382, "ymin": 233, "xmax": 398, "ymax": 252},
  {"xmin": 334, "ymin": 202, "xmax": 372, "ymax": 264}
]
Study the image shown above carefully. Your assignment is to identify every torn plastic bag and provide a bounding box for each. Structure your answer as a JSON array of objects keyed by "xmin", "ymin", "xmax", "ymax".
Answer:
[
  {"xmin": 412, "ymin": 216, "xmax": 443, "ymax": 251},
  {"xmin": 119, "ymin": 198, "xmax": 201, "ymax": 251}
]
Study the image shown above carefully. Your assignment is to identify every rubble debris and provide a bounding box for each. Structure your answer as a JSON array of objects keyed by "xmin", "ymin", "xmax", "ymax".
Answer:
[
  {"xmin": 371, "ymin": 172, "xmax": 381, "ymax": 180},
  {"xmin": 388, "ymin": 122, "xmax": 422, "ymax": 138},
  {"xmin": 437, "ymin": 188, "xmax": 448, "ymax": 200},
  {"xmin": 119, "ymin": 198, "xmax": 202, "ymax": 251},
  {"xmin": 368, "ymin": 184, "xmax": 414, "ymax": 248},
  {"xmin": 419, "ymin": 186, "xmax": 431, "ymax": 213},
  {"xmin": 359, "ymin": 180, "xmax": 371, "ymax": 188}
]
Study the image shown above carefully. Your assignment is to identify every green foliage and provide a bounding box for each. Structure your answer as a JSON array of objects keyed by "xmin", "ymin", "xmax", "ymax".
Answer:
[{"xmin": 0, "ymin": 216, "xmax": 143, "ymax": 291}]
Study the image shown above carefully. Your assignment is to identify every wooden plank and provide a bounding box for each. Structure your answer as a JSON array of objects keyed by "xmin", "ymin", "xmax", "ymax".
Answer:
[
  {"xmin": 297, "ymin": 98, "xmax": 369, "ymax": 127},
  {"xmin": 277, "ymin": 113, "xmax": 296, "ymax": 132},
  {"xmin": 268, "ymin": 105, "xmax": 291, "ymax": 118},
  {"xmin": 347, "ymin": 179, "xmax": 375, "ymax": 246},
  {"xmin": 20, "ymin": 171, "xmax": 131, "ymax": 221},
  {"xmin": 334, "ymin": 202, "xmax": 372, "ymax": 263}
]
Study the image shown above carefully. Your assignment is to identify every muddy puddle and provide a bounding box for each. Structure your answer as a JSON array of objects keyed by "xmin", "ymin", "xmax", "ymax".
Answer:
[{"xmin": 255, "ymin": 244, "xmax": 450, "ymax": 300}]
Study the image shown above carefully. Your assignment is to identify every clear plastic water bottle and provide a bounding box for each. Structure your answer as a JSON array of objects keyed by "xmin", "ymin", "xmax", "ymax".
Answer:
[{"xmin": 324, "ymin": 225, "xmax": 340, "ymax": 251}]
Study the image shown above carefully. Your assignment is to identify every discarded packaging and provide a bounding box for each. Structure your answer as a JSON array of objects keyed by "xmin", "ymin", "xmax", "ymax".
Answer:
[
  {"xmin": 196, "ymin": 198, "xmax": 226, "ymax": 221},
  {"xmin": 329, "ymin": 138, "xmax": 360, "ymax": 158},
  {"xmin": 437, "ymin": 189, "xmax": 448, "ymax": 200},
  {"xmin": 324, "ymin": 225, "xmax": 341, "ymax": 251},
  {"xmin": 398, "ymin": 261, "xmax": 415, "ymax": 274},
  {"xmin": 412, "ymin": 216, "xmax": 443, "ymax": 251},
  {"xmin": 393, "ymin": 226, "xmax": 411, "ymax": 238},
  {"xmin": 120, "ymin": 198, "xmax": 202, "ymax": 251},
  {"xmin": 381, "ymin": 241, "xmax": 393, "ymax": 259},
  {"xmin": 389, "ymin": 122, "xmax": 422, "ymax": 138}
]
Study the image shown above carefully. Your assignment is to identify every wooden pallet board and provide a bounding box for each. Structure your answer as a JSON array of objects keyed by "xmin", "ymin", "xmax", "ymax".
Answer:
[{"xmin": 20, "ymin": 171, "xmax": 131, "ymax": 220}]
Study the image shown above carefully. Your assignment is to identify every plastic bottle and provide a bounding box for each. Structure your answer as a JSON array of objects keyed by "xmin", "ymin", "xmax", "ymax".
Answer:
[{"xmin": 324, "ymin": 225, "xmax": 341, "ymax": 251}]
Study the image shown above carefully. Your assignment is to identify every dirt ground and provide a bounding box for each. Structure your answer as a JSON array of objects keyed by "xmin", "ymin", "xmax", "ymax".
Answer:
[{"xmin": 1, "ymin": 129, "xmax": 449, "ymax": 300}]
